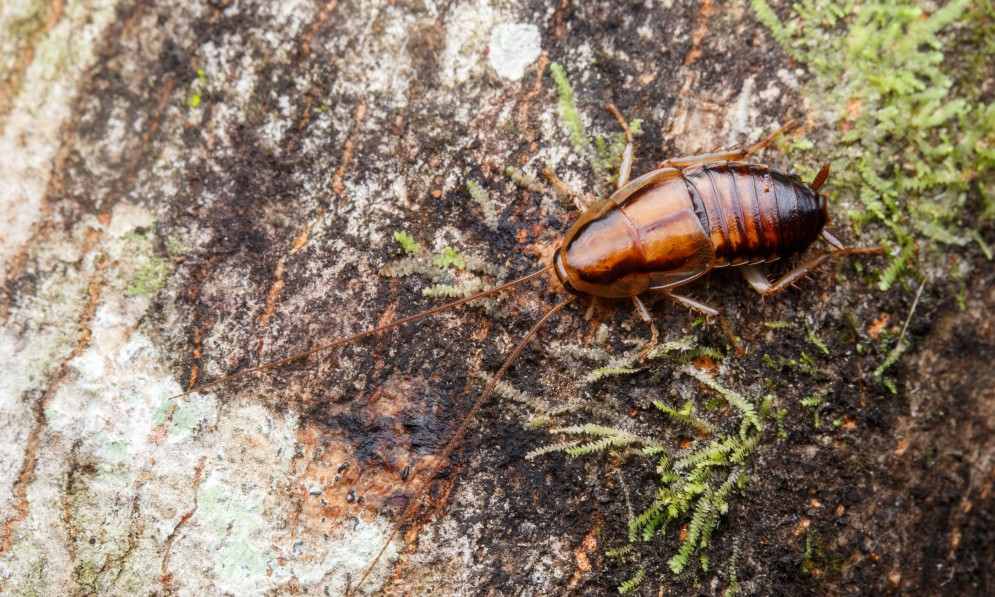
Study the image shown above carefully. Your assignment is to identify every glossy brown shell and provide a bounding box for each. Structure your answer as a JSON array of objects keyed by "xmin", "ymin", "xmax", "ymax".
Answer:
[{"xmin": 553, "ymin": 161, "xmax": 828, "ymax": 298}]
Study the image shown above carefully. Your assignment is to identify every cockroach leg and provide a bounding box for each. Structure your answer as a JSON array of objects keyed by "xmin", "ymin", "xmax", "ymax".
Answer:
[
  {"xmin": 606, "ymin": 103, "xmax": 634, "ymax": 190},
  {"xmin": 741, "ymin": 119, "xmax": 796, "ymax": 155},
  {"xmin": 822, "ymin": 230, "xmax": 885, "ymax": 255},
  {"xmin": 663, "ymin": 291, "xmax": 720, "ymax": 318},
  {"xmin": 742, "ymin": 230, "xmax": 884, "ymax": 297},
  {"xmin": 631, "ymin": 295, "xmax": 659, "ymax": 362},
  {"xmin": 584, "ymin": 296, "xmax": 598, "ymax": 320},
  {"xmin": 659, "ymin": 120, "xmax": 797, "ymax": 169},
  {"xmin": 739, "ymin": 257, "xmax": 831, "ymax": 296},
  {"xmin": 542, "ymin": 167, "xmax": 590, "ymax": 211},
  {"xmin": 663, "ymin": 291, "xmax": 744, "ymax": 355}
]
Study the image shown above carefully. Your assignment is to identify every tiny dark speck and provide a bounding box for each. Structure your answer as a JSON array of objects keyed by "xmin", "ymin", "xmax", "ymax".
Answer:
[{"xmin": 346, "ymin": 489, "xmax": 356, "ymax": 503}]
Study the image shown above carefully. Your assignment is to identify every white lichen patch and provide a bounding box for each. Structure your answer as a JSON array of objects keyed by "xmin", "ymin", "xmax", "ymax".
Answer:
[
  {"xmin": 291, "ymin": 516, "xmax": 399, "ymax": 595},
  {"xmin": 0, "ymin": 0, "xmax": 122, "ymax": 264},
  {"xmin": 488, "ymin": 23, "xmax": 542, "ymax": 81},
  {"xmin": 0, "ymin": 201, "xmax": 197, "ymax": 591},
  {"xmin": 726, "ymin": 75, "xmax": 756, "ymax": 145},
  {"xmin": 440, "ymin": 0, "xmax": 499, "ymax": 87}
]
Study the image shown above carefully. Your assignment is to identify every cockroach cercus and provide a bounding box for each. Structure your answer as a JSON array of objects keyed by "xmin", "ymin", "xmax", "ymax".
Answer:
[{"xmin": 168, "ymin": 104, "xmax": 881, "ymax": 594}]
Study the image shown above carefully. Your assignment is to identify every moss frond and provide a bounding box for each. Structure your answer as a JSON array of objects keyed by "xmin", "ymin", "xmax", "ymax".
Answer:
[
  {"xmin": 681, "ymin": 366, "xmax": 761, "ymax": 432},
  {"xmin": 392, "ymin": 230, "xmax": 423, "ymax": 255},
  {"xmin": 752, "ymin": 0, "xmax": 995, "ymax": 288},
  {"xmin": 653, "ymin": 400, "xmax": 717, "ymax": 434},
  {"xmin": 617, "ymin": 568, "xmax": 646, "ymax": 594}
]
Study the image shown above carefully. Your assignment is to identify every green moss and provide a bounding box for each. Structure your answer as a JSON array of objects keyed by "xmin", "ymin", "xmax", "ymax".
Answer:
[
  {"xmin": 126, "ymin": 258, "xmax": 171, "ymax": 297},
  {"xmin": 618, "ymin": 568, "xmax": 646, "ymax": 594},
  {"xmin": 120, "ymin": 228, "xmax": 180, "ymax": 298},
  {"xmin": 605, "ymin": 545, "xmax": 634, "ymax": 558},
  {"xmin": 800, "ymin": 389, "xmax": 829, "ymax": 428},
  {"xmin": 187, "ymin": 68, "xmax": 207, "ymax": 108},
  {"xmin": 549, "ymin": 63, "xmax": 644, "ymax": 184},
  {"xmin": 654, "ymin": 399, "xmax": 718, "ymax": 435},
  {"xmin": 433, "ymin": 246, "xmax": 466, "ymax": 270},
  {"xmin": 805, "ymin": 325, "xmax": 830, "ymax": 355},
  {"xmin": 800, "ymin": 530, "xmax": 842, "ymax": 578},
  {"xmin": 392, "ymin": 230, "xmax": 423, "ymax": 255},
  {"xmin": 466, "ymin": 180, "xmax": 488, "ymax": 205},
  {"xmin": 466, "ymin": 179, "xmax": 501, "ymax": 230},
  {"xmin": 534, "ymin": 365, "xmax": 764, "ymax": 581},
  {"xmin": 752, "ymin": 0, "xmax": 995, "ymax": 289},
  {"xmin": 550, "ymin": 62, "xmax": 589, "ymax": 159}
]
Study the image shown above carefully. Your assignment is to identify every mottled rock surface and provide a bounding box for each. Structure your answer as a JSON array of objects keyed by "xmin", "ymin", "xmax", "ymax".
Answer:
[{"xmin": 1, "ymin": 1, "xmax": 992, "ymax": 595}]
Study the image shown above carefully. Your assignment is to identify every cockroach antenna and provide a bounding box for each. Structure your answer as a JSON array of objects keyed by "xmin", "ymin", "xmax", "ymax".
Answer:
[
  {"xmin": 165, "ymin": 264, "xmax": 555, "ymax": 402},
  {"xmin": 348, "ymin": 294, "xmax": 576, "ymax": 595}
]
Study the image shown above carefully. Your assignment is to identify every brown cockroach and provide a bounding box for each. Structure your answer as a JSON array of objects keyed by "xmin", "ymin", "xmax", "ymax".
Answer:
[{"xmin": 169, "ymin": 105, "xmax": 880, "ymax": 594}]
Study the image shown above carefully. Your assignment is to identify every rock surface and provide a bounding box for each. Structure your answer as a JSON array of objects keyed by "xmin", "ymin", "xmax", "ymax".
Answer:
[{"xmin": 1, "ymin": 1, "xmax": 992, "ymax": 595}]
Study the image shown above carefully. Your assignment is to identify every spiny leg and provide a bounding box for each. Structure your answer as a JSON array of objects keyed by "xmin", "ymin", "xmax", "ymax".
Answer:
[
  {"xmin": 741, "ymin": 119, "xmax": 796, "ymax": 155},
  {"xmin": 663, "ymin": 291, "xmax": 744, "ymax": 355},
  {"xmin": 631, "ymin": 295, "xmax": 659, "ymax": 362},
  {"xmin": 542, "ymin": 167, "xmax": 592, "ymax": 212},
  {"xmin": 660, "ymin": 119, "xmax": 797, "ymax": 169},
  {"xmin": 606, "ymin": 103, "xmax": 635, "ymax": 189},
  {"xmin": 534, "ymin": 102, "xmax": 635, "ymax": 211},
  {"xmin": 740, "ymin": 229, "xmax": 884, "ymax": 296}
]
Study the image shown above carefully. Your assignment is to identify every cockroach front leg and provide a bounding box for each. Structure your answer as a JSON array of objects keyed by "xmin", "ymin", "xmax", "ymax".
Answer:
[
  {"xmin": 631, "ymin": 295, "xmax": 659, "ymax": 362},
  {"xmin": 543, "ymin": 103, "xmax": 634, "ymax": 210},
  {"xmin": 659, "ymin": 120, "xmax": 796, "ymax": 169},
  {"xmin": 739, "ymin": 229, "xmax": 884, "ymax": 295},
  {"xmin": 541, "ymin": 168, "xmax": 592, "ymax": 212},
  {"xmin": 606, "ymin": 103, "xmax": 634, "ymax": 189},
  {"xmin": 663, "ymin": 291, "xmax": 745, "ymax": 356}
]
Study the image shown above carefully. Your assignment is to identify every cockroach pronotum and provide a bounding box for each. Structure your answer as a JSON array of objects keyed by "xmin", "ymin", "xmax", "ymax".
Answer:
[{"xmin": 168, "ymin": 104, "xmax": 881, "ymax": 594}]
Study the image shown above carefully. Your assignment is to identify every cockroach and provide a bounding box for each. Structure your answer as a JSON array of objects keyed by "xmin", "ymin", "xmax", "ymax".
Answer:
[{"xmin": 168, "ymin": 104, "xmax": 880, "ymax": 594}]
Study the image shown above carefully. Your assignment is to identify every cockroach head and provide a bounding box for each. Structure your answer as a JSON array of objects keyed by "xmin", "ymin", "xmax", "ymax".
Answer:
[{"xmin": 553, "ymin": 250, "xmax": 580, "ymax": 296}]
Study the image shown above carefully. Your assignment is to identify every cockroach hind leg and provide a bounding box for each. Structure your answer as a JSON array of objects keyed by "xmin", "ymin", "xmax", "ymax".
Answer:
[
  {"xmin": 740, "ymin": 256, "xmax": 833, "ymax": 296},
  {"xmin": 822, "ymin": 229, "xmax": 885, "ymax": 255},
  {"xmin": 741, "ymin": 235, "xmax": 884, "ymax": 296},
  {"xmin": 742, "ymin": 119, "xmax": 796, "ymax": 155},
  {"xmin": 821, "ymin": 228, "xmax": 846, "ymax": 251}
]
